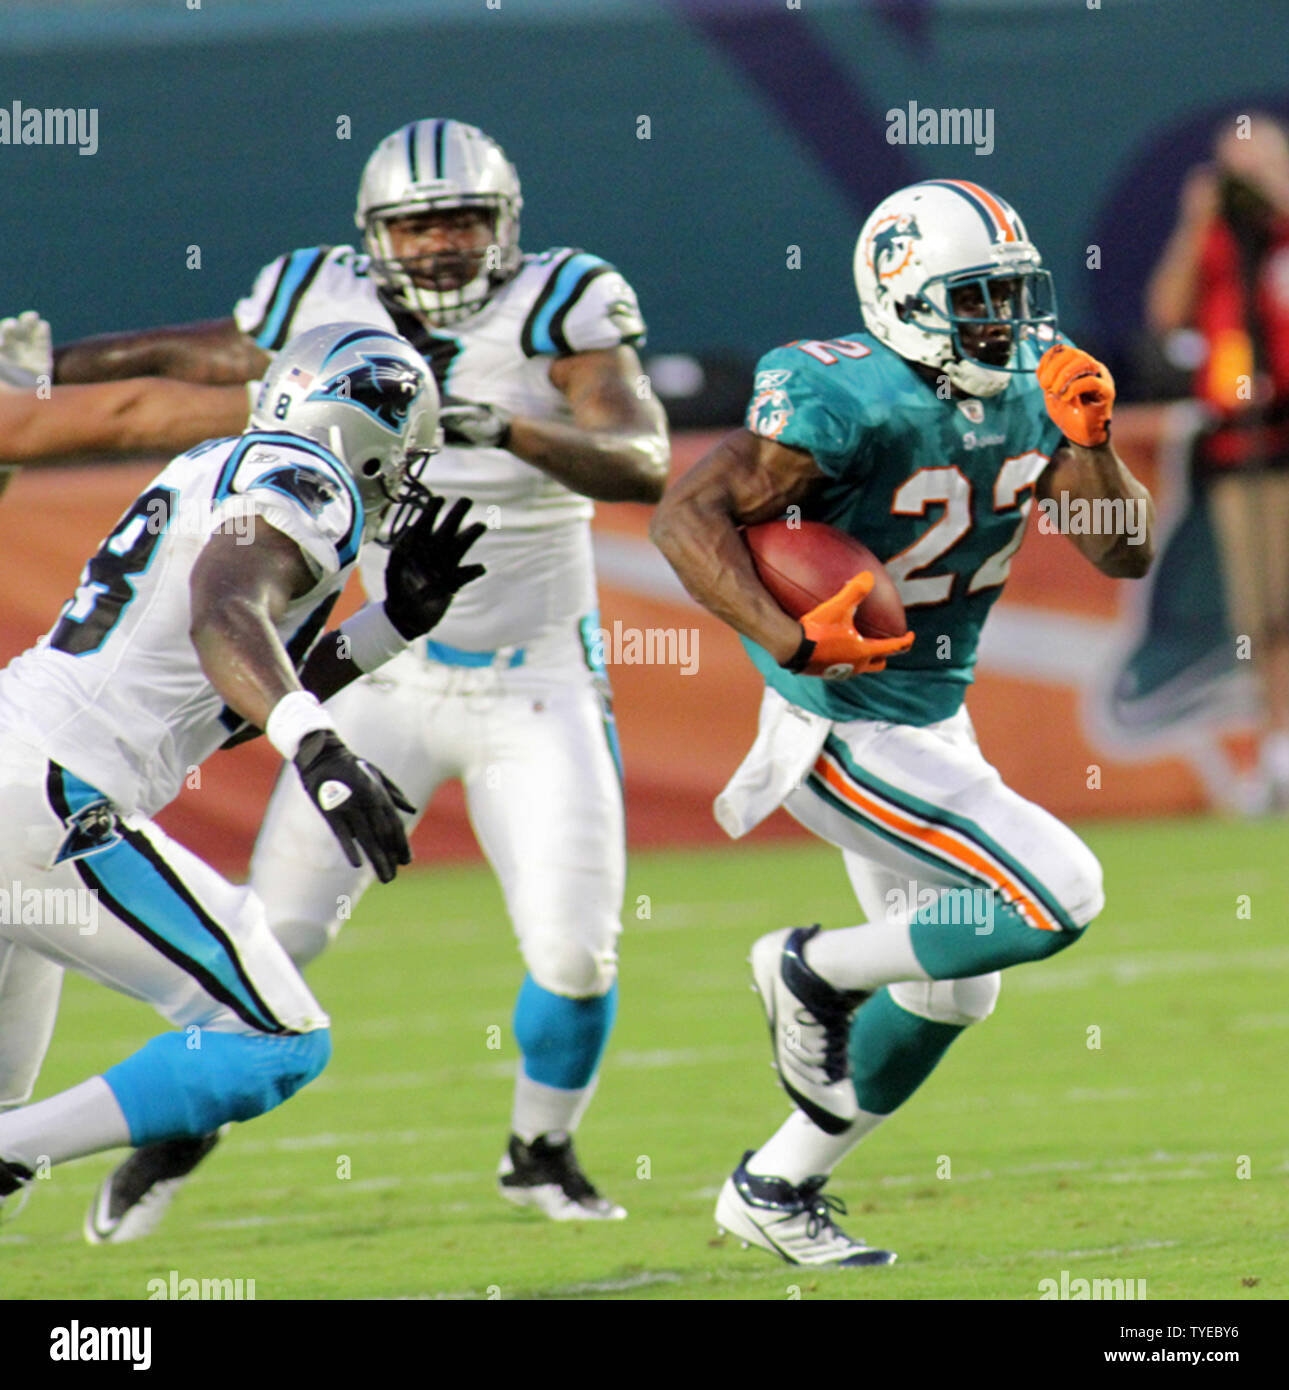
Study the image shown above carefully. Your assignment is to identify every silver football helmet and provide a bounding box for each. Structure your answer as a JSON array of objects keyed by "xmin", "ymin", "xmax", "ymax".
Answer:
[
  {"xmin": 355, "ymin": 119, "xmax": 523, "ymax": 326},
  {"xmin": 854, "ymin": 180, "xmax": 1057, "ymax": 397},
  {"xmin": 249, "ymin": 322, "xmax": 441, "ymax": 542}
]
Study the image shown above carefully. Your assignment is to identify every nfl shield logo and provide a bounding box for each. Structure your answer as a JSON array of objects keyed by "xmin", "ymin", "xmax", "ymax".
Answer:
[{"xmin": 957, "ymin": 399, "xmax": 985, "ymax": 424}]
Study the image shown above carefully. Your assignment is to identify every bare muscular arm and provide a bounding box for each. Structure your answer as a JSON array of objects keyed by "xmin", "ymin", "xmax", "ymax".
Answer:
[
  {"xmin": 0, "ymin": 379, "xmax": 250, "ymax": 466},
  {"xmin": 1037, "ymin": 440, "xmax": 1156, "ymax": 579},
  {"xmin": 649, "ymin": 427, "xmax": 825, "ymax": 664},
  {"xmin": 53, "ymin": 317, "xmax": 270, "ymax": 386},
  {"xmin": 502, "ymin": 346, "xmax": 669, "ymax": 502}
]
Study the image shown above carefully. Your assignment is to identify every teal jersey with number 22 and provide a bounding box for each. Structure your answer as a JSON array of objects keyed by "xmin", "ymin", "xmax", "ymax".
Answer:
[{"xmin": 742, "ymin": 331, "xmax": 1066, "ymax": 725}]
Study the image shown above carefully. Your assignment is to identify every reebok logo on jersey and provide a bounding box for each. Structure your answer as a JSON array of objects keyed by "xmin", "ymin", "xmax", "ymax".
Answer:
[{"xmin": 318, "ymin": 780, "xmax": 353, "ymax": 811}]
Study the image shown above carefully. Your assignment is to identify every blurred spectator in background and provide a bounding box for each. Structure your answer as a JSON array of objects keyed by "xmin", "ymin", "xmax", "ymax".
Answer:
[{"xmin": 1147, "ymin": 113, "xmax": 1289, "ymax": 810}]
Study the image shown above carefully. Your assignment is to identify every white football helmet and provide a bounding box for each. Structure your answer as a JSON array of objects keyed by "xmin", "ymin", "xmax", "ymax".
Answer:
[
  {"xmin": 854, "ymin": 180, "xmax": 1057, "ymax": 397},
  {"xmin": 250, "ymin": 322, "xmax": 441, "ymax": 542},
  {"xmin": 356, "ymin": 119, "xmax": 523, "ymax": 326}
]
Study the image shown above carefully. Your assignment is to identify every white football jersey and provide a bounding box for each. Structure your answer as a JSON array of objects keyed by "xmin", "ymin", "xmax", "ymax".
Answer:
[
  {"xmin": 0, "ymin": 433, "xmax": 363, "ymax": 818},
  {"xmin": 234, "ymin": 244, "xmax": 646, "ymax": 653}
]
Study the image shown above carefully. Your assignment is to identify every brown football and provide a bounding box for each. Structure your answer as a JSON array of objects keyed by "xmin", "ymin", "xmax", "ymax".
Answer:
[{"xmin": 743, "ymin": 519, "xmax": 908, "ymax": 639}]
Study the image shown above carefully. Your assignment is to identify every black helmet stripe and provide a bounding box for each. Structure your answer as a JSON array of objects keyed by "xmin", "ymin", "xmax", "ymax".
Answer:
[
  {"xmin": 321, "ymin": 326, "xmax": 408, "ymax": 360},
  {"xmin": 432, "ymin": 119, "xmax": 447, "ymax": 179}
]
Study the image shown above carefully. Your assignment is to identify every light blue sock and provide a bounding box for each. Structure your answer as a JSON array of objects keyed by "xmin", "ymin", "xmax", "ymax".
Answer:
[
  {"xmin": 103, "ymin": 1028, "xmax": 331, "ymax": 1147},
  {"xmin": 512, "ymin": 976, "xmax": 616, "ymax": 1090}
]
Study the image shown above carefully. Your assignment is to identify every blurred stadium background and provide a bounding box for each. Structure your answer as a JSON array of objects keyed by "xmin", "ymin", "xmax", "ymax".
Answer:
[
  {"xmin": 1, "ymin": 0, "xmax": 1283, "ymax": 1305},
  {"xmin": 1, "ymin": 0, "xmax": 1278, "ymax": 859}
]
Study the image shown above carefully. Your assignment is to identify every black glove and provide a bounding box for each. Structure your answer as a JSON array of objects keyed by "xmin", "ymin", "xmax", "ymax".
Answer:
[
  {"xmin": 293, "ymin": 730, "xmax": 414, "ymax": 884},
  {"xmin": 383, "ymin": 494, "xmax": 486, "ymax": 641},
  {"xmin": 439, "ymin": 395, "xmax": 513, "ymax": 448}
]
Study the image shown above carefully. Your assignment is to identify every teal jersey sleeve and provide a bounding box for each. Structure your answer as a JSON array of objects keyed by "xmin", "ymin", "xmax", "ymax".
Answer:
[{"xmin": 746, "ymin": 340, "xmax": 881, "ymax": 479}]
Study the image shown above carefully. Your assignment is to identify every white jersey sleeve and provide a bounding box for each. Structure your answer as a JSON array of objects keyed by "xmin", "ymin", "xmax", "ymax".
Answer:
[
  {"xmin": 0, "ymin": 435, "xmax": 361, "ymax": 817},
  {"xmin": 211, "ymin": 434, "xmax": 363, "ymax": 580},
  {"xmin": 234, "ymin": 246, "xmax": 386, "ymax": 354},
  {"xmin": 517, "ymin": 250, "xmax": 646, "ymax": 358}
]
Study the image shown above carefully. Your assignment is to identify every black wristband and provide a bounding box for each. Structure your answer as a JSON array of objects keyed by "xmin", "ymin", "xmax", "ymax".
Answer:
[{"xmin": 783, "ymin": 633, "xmax": 816, "ymax": 673}]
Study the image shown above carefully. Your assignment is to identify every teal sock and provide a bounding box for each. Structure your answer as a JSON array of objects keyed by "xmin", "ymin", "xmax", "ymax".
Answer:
[
  {"xmin": 910, "ymin": 891, "xmax": 1085, "ymax": 979},
  {"xmin": 849, "ymin": 988, "xmax": 965, "ymax": 1114}
]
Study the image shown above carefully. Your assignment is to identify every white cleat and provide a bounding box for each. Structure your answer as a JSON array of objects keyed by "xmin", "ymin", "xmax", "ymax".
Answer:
[
  {"xmin": 497, "ymin": 1134, "xmax": 626, "ymax": 1221},
  {"xmin": 750, "ymin": 925, "xmax": 869, "ymax": 1135},
  {"xmin": 84, "ymin": 1131, "xmax": 222, "ymax": 1245},
  {"xmin": 715, "ymin": 1151, "xmax": 896, "ymax": 1267}
]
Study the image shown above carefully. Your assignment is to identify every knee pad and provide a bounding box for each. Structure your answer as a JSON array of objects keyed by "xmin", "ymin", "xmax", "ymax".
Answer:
[
  {"xmin": 522, "ymin": 925, "xmax": 618, "ymax": 999},
  {"xmin": 104, "ymin": 1027, "xmax": 331, "ymax": 1147},
  {"xmin": 1051, "ymin": 840, "xmax": 1105, "ymax": 929},
  {"xmin": 888, "ymin": 972, "xmax": 1001, "ymax": 1027},
  {"xmin": 272, "ymin": 916, "xmax": 340, "ymax": 971}
]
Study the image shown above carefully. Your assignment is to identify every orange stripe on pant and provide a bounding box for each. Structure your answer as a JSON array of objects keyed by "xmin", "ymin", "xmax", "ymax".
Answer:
[{"xmin": 812, "ymin": 753, "xmax": 1058, "ymax": 932}]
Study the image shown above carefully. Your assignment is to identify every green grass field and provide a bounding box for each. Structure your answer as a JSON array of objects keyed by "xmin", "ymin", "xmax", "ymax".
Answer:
[{"xmin": 3, "ymin": 818, "xmax": 1286, "ymax": 1302}]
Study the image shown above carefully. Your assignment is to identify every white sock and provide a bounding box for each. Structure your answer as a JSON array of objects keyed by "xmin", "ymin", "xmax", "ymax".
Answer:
[
  {"xmin": 510, "ymin": 1068, "xmax": 596, "ymax": 1144},
  {"xmin": 0, "ymin": 1077, "xmax": 130, "ymax": 1169},
  {"xmin": 746, "ymin": 1107, "xmax": 888, "ymax": 1186},
  {"xmin": 803, "ymin": 921, "xmax": 929, "ymax": 993}
]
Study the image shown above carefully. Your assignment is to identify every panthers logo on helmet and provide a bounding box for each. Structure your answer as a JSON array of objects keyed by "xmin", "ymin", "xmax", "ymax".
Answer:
[
  {"xmin": 309, "ymin": 354, "xmax": 426, "ymax": 434},
  {"xmin": 866, "ymin": 214, "xmax": 922, "ymax": 299}
]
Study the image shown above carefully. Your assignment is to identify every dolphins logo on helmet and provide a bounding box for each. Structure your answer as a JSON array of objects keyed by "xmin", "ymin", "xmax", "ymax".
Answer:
[{"xmin": 867, "ymin": 214, "xmax": 922, "ymax": 299}]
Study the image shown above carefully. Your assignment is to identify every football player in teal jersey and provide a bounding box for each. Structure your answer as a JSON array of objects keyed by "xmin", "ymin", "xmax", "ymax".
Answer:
[{"xmin": 652, "ymin": 179, "xmax": 1155, "ymax": 1267}]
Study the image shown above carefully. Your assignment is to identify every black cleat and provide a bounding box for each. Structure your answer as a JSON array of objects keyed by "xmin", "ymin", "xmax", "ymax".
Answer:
[
  {"xmin": 85, "ymin": 1131, "xmax": 222, "ymax": 1245},
  {"xmin": 497, "ymin": 1133, "xmax": 626, "ymax": 1221},
  {"xmin": 0, "ymin": 1156, "xmax": 34, "ymax": 1223}
]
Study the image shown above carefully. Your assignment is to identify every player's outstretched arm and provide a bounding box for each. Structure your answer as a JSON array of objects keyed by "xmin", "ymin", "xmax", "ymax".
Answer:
[
  {"xmin": 0, "ymin": 379, "xmax": 250, "ymax": 467},
  {"xmin": 446, "ymin": 345, "xmax": 669, "ymax": 502},
  {"xmin": 53, "ymin": 317, "xmax": 270, "ymax": 386},
  {"xmin": 191, "ymin": 520, "xmax": 412, "ymax": 882},
  {"xmin": 297, "ymin": 496, "xmax": 487, "ymax": 704},
  {"xmin": 1036, "ymin": 344, "xmax": 1156, "ymax": 579},
  {"xmin": 650, "ymin": 427, "xmax": 825, "ymax": 664}
]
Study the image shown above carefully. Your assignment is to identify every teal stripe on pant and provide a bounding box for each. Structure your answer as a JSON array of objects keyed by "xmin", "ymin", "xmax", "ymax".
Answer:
[{"xmin": 820, "ymin": 734, "xmax": 1074, "ymax": 930}]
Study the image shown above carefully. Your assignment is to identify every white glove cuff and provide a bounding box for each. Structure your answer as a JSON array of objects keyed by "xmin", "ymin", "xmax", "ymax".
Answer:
[
  {"xmin": 338, "ymin": 602, "xmax": 409, "ymax": 673},
  {"xmin": 266, "ymin": 690, "xmax": 337, "ymax": 760}
]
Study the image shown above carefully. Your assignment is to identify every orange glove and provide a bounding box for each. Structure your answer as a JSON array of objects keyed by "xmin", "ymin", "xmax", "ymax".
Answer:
[
  {"xmin": 785, "ymin": 572, "xmax": 915, "ymax": 679},
  {"xmin": 1037, "ymin": 343, "xmax": 1116, "ymax": 448}
]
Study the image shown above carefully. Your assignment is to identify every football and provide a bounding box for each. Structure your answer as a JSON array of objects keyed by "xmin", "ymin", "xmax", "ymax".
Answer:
[{"xmin": 743, "ymin": 518, "xmax": 907, "ymax": 639}]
